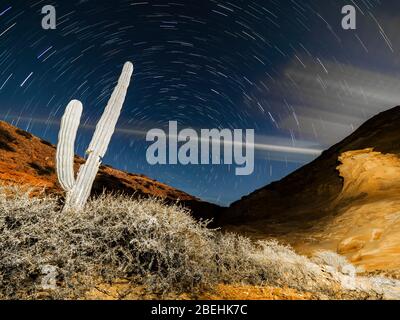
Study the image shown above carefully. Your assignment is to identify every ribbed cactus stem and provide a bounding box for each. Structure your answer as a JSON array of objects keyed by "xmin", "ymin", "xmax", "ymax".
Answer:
[
  {"xmin": 88, "ymin": 62, "xmax": 134, "ymax": 156},
  {"xmin": 57, "ymin": 62, "xmax": 134, "ymax": 212},
  {"xmin": 56, "ymin": 100, "xmax": 83, "ymax": 191}
]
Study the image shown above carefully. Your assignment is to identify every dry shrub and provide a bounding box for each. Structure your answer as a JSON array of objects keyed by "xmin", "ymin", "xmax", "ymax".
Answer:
[
  {"xmin": 0, "ymin": 188, "xmax": 216, "ymax": 298},
  {"xmin": 312, "ymin": 251, "xmax": 356, "ymax": 276},
  {"xmin": 0, "ymin": 187, "xmax": 398, "ymax": 300}
]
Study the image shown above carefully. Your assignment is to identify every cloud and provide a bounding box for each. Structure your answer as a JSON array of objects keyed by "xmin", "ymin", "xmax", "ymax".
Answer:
[
  {"xmin": 272, "ymin": 57, "xmax": 400, "ymax": 146},
  {"xmin": 242, "ymin": 7, "xmax": 400, "ymax": 154},
  {"xmin": 2, "ymin": 113, "xmax": 322, "ymax": 164}
]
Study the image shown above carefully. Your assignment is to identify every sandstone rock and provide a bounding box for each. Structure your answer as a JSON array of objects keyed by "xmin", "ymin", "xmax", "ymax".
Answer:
[{"xmin": 338, "ymin": 237, "xmax": 365, "ymax": 254}]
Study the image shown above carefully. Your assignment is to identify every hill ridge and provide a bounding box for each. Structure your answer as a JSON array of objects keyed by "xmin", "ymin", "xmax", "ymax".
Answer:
[{"xmin": 0, "ymin": 120, "xmax": 220, "ymax": 221}]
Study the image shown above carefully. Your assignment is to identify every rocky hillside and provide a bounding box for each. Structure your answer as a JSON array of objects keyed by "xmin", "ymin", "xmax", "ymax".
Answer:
[
  {"xmin": 221, "ymin": 106, "xmax": 400, "ymax": 274},
  {"xmin": 0, "ymin": 121, "xmax": 220, "ymax": 221}
]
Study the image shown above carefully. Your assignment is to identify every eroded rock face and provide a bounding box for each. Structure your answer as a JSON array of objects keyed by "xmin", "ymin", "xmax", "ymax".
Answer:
[
  {"xmin": 326, "ymin": 149, "xmax": 400, "ymax": 271},
  {"xmin": 221, "ymin": 106, "xmax": 400, "ymax": 274},
  {"xmin": 336, "ymin": 149, "xmax": 400, "ymax": 201}
]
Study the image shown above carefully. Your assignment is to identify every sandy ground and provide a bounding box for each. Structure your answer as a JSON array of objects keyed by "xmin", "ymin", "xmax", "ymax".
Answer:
[{"xmin": 85, "ymin": 281, "xmax": 315, "ymax": 300}]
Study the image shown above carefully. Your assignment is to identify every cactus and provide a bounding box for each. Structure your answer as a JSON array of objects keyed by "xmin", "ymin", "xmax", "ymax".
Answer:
[{"xmin": 56, "ymin": 62, "xmax": 134, "ymax": 211}]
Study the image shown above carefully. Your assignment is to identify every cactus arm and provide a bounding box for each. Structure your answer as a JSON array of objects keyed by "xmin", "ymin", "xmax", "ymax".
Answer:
[
  {"xmin": 88, "ymin": 62, "xmax": 134, "ymax": 157},
  {"xmin": 64, "ymin": 62, "xmax": 134, "ymax": 210},
  {"xmin": 56, "ymin": 100, "xmax": 83, "ymax": 191}
]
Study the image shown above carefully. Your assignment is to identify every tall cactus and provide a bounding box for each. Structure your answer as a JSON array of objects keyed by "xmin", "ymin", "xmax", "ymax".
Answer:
[{"xmin": 56, "ymin": 62, "xmax": 134, "ymax": 211}]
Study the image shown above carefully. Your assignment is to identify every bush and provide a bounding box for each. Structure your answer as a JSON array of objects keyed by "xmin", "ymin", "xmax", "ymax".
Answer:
[
  {"xmin": 312, "ymin": 251, "xmax": 356, "ymax": 276},
  {"xmin": 0, "ymin": 187, "xmax": 397, "ymax": 299}
]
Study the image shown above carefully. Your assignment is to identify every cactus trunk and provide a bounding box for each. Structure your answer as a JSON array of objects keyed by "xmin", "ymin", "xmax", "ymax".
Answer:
[{"xmin": 57, "ymin": 62, "xmax": 134, "ymax": 212}]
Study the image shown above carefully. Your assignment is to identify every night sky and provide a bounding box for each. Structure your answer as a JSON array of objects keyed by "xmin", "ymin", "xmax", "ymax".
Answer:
[{"xmin": 1, "ymin": 0, "xmax": 400, "ymax": 205}]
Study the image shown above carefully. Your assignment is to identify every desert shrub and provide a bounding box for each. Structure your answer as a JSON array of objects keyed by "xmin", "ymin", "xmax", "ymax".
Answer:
[
  {"xmin": 214, "ymin": 235, "xmax": 348, "ymax": 296},
  {"xmin": 15, "ymin": 129, "xmax": 33, "ymax": 139},
  {"xmin": 0, "ymin": 187, "xmax": 396, "ymax": 299},
  {"xmin": 0, "ymin": 189, "xmax": 217, "ymax": 298},
  {"xmin": 39, "ymin": 139, "xmax": 54, "ymax": 148},
  {"xmin": 28, "ymin": 162, "xmax": 55, "ymax": 176},
  {"xmin": 0, "ymin": 127, "xmax": 15, "ymax": 143},
  {"xmin": 0, "ymin": 127, "xmax": 16, "ymax": 152},
  {"xmin": 312, "ymin": 251, "xmax": 356, "ymax": 276}
]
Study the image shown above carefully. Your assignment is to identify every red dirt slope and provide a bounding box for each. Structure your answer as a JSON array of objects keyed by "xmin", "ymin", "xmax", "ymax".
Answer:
[{"xmin": 0, "ymin": 121, "xmax": 220, "ymax": 221}]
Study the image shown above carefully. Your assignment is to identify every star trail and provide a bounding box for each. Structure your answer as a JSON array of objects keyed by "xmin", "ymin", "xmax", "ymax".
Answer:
[{"xmin": 0, "ymin": 0, "xmax": 399, "ymax": 205}]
